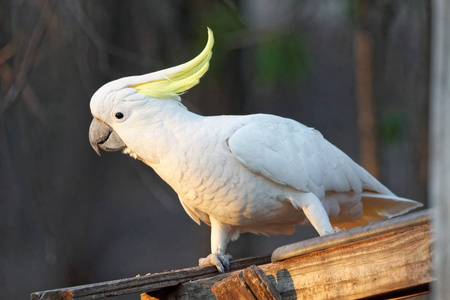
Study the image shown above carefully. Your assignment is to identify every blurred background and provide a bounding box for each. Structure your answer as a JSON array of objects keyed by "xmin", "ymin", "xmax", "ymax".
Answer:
[{"xmin": 0, "ymin": 0, "xmax": 430, "ymax": 299}]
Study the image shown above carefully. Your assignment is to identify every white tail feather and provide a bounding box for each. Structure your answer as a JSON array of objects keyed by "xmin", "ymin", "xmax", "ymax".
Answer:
[
  {"xmin": 329, "ymin": 192, "xmax": 422, "ymax": 230},
  {"xmin": 360, "ymin": 192, "xmax": 422, "ymax": 218}
]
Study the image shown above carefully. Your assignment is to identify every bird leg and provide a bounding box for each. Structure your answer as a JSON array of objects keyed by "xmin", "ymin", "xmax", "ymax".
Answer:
[
  {"xmin": 290, "ymin": 192, "xmax": 339, "ymax": 236},
  {"xmin": 198, "ymin": 217, "xmax": 233, "ymax": 273}
]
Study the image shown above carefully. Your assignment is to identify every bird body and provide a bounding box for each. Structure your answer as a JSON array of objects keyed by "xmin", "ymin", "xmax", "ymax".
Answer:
[{"xmin": 89, "ymin": 29, "xmax": 421, "ymax": 272}]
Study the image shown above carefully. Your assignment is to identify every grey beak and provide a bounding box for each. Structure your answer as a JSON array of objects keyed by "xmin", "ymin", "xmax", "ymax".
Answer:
[{"xmin": 89, "ymin": 118, "xmax": 126, "ymax": 156}]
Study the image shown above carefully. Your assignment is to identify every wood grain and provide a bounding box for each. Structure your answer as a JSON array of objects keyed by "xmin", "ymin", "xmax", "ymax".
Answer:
[
  {"xmin": 211, "ymin": 265, "xmax": 281, "ymax": 300},
  {"xmin": 242, "ymin": 266, "xmax": 281, "ymax": 300},
  {"xmin": 271, "ymin": 208, "xmax": 430, "ymax": 262},
  {"xmin": 261, "ymin": 223, "xmax": 432, "ymax": 299},
  {"xmin": 31, "ymin": 255, "xmax": 271, "ymax": 300},
  {"xmin": 429, "ymin": 0, "xmax": 450, "ymax": 297},
  {"xmin": 212, "ymin": 272, "xmax": 257, "ymax": 299}
]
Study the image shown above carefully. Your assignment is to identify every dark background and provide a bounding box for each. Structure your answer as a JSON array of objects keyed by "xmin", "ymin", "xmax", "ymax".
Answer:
[{"xmin": 0, "ymin": 1, "xmax": 430, "ymax": 299}]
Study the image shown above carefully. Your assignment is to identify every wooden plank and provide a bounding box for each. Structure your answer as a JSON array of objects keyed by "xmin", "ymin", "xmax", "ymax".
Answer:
[
  {"xmin": 211, "ymin": 271, "xmax": 257, "ymax": 299},
  {"xmin": 429, "ymin": 0, "xmax": 450, "ymax": 298},
  {"xmin": 148, "ymin": 210, "xmax": 432, "ymax": 299},
  {"xmin": 32, "ymin": 291, "xmax": 73, "ymax": 300},
  {"xmin": 271, "ymin": 208, "xmax": 430, "ymax": 262},
  {"xmin": 242, "ymin": 266, "xmax": 281, "ymax": 300},
  {"xmin": 30, "ymin": 255, "xmax": 271, "ymax": 300},
  {"xmin": 261, "ymin": 222, "xmax": 432, "ymax": 299},
  {"xmin": 211, "ymin": 265, "xmax": 281, "ymax": 300}
]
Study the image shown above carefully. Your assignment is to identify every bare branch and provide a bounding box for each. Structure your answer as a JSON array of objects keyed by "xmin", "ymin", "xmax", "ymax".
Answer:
[
  {"xmin": 0, "ymin": 0, "xmax": 57, "ymax": 116},
  {"xmin": 0, "ymin": 62, "xmax": 45, "ymax": 124},
  {"xmin": 0, "ymin": 42, "xmax": 15, "ymax": 66},
  {"xmin": 64, "ymin": 0, "xmax": 155, "ymax": 76}
]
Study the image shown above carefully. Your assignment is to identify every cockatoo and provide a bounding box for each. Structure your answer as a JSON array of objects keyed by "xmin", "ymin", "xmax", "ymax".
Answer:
[{"xmin": 89, "ymin": 28, "xmax": 421, "ymax": 273}]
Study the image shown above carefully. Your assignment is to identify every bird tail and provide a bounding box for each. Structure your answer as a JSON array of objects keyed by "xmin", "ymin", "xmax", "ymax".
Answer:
[{"xmin": 330, "ymin": 192, "xmax": 422, "ymax": 230}]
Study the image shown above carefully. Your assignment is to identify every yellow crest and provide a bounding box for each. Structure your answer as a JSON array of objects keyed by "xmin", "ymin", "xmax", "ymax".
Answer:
[{"xmin": 132, "ymin": 28, "xmax": 214, "ymax": 99}]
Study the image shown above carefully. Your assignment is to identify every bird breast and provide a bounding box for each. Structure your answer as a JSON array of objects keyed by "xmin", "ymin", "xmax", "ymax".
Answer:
[{"xmin": 147, "ymin": 122, "xmax": 296, "ymax": 226}]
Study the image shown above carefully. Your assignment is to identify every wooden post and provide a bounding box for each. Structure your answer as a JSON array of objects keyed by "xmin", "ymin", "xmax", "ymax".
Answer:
[
  {"xmin": 354, "ymin": 0, "xmax": 379, "ymax": 178},
  {"xmin": 429, "ymin": 0, "xmax": 450, "ymax": 298},
  {"xmin": 211, "ymin": 265, "xmax": 281, "ymax": 300}
]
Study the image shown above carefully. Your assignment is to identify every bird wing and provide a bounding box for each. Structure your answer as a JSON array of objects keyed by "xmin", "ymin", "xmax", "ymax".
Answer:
[
  {"xmin": 227, "ymin": 117, "xmax": 422, "ymax": 229},
  {"xmin": 228, "ymin": 118, "xmax": 388, "ymax": 199}
]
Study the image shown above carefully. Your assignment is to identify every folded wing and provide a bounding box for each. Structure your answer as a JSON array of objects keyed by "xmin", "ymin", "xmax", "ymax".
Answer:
[{"xmin": 228, "ymin": 117, "xmax": 421, "ymax": 228}]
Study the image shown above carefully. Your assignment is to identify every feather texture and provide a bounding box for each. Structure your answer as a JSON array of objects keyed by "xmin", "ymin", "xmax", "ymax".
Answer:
[
  {"xmin": 227, "ymin": 115, "xmax": 421, "ymax": 228},
  {"xmin": 228, "ymin": 117, "xmax": 367, "ymax": 197}
]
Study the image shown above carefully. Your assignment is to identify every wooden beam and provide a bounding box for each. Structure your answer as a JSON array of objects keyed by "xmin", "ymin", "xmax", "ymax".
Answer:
[
  {"xmin": 30, "ymin": 256, "xmax": 271, "ymax": 300},
  {"xmin": 262, "ymin": 212, "xmax": 431, "ymax": 299},
  {"xmin": 430, "ymin": 0, "xmax": 450, "ymax": 298},
  {"xmin": 354, "ymin": 0, "xmax": 379, "ymax": 178},
  {"xmin": 211, "ymin": 265, "xmax": 281, "ymax": 300},
  {"xmin": 31, "ymin": 210, "xmax": 432, "ymax": 300},
  {"xmin": 148, "ymin": 209, "xmax": 432, "ymax": 299},
  {"xmin": 271, "ymin": 208, "xmax": 430, "ymax": 262}
]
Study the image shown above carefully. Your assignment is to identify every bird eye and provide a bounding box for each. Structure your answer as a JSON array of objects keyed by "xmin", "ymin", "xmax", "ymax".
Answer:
[{"xmin": 112, "ymin": 110, "xmax": 129, "ymax": 122}]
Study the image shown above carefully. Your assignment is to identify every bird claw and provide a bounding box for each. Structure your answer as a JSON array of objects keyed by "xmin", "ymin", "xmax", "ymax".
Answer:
[
  {"xmin": 199, "ymin": 253, "xmax": 233, "ymax": 273},
  {"xmin": 325, "ymin": 228, "xmax": 342, "ymax": 235}
]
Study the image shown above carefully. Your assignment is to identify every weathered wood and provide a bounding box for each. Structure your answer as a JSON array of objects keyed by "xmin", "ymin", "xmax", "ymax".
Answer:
[
  {"xmin": 211, "ymin": 265, "xmax": 281, "ymax": 300},
  {"xmin": 242, "ymin": 266, "xmax": 281, "ymax": 300},
  {"xmin": 31, "ymin": 291, "xmax": 73, "ymax": 300},
  {"xmin": 150, "ymin": 210, "xmax": 432, "ymax": 299},
  {"xmin": 140, "ymin": 292, "xmax": 158, "ymax": 300},
  {"xmin": 32, "ymin": 210, "xmax": 432, "ymax": 300},
  {"xmin": 429, "ymin": 0, "xmax": 450, "ymax": 299},
  {"xmin": 212, "ymin": 271, "xmax": 257, "ymax": 299},
  {"xmin": 262, "ymin": 222, "xmax": 431, "ymax": 299},
  {"xmin": 30, "ymin": 255, "xmax": 271, "ymax": 300},
  {"xmin": 271, "ymin": 208, "xmax": 429, "ymax": 262}
]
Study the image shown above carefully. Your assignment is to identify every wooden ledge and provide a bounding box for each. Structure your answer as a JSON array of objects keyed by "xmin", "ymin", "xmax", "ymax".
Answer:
[
  {"xmin": 272, "ymin": 208, "xmax": 430, "ymax": 262},
  {"xmin": 30, "ymin": 256, "xmax": 271, "ymax": 300},
  {"xmin": 259, "ymin": 209, "xmax": 432, "ymax": 299},
  {"xmin": 31, "ymin": 209, "xmax": 432, "ymax": 300}
]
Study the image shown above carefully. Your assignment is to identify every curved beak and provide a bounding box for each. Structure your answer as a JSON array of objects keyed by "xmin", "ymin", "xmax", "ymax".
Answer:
[{"xmin": 89, "ymin": 118, "xmax": 126, "ymax": 156}]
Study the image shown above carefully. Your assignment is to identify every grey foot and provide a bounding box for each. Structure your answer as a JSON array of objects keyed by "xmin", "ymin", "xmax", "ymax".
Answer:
[
  {"xmin": 324, "ymin": 228, "xmax": 342, "ymax": 235},
  {"xmin": 199, "ymin": 253, "xmax": 232, "ymax": 273}
]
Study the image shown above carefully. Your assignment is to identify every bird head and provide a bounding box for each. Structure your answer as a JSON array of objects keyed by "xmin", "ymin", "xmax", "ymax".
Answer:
[{"xmin": 88, "ymin": 28, "xmax": 214, "ymax": 156}]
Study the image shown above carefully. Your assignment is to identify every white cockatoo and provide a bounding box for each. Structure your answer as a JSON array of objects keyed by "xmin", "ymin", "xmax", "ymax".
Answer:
[{"xmin": 89, "ymin": 28, "xmax": 421, "ymax": 272}]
